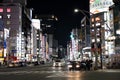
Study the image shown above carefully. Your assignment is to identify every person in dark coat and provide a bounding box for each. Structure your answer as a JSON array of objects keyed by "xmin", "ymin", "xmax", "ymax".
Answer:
[{"xmin": 86, "ymin": 59, "xmax": 91, "ymax": 71}]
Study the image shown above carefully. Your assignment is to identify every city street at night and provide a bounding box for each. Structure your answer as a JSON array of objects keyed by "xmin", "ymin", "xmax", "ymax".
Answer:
[
  {"xmin": 0, "ymin": 64, "xmax": 120, "ymax": 80},
  {"xmin": 0, "ymin": 0, "xmax": 120, "ymax": 80}
]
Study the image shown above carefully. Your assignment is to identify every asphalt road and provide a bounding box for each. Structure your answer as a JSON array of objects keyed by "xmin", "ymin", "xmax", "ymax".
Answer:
[{"xmin": 0, "ymin": 64, "xmax": 120, "ymax": 80}]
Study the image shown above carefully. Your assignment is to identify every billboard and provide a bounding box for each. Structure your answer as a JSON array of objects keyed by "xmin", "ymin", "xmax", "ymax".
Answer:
[
  {"xmin": 90, "ymin": 0, "xmax": 113, "ymax": 14},
  {"xmin": 32, "ymin": 19, "xmax": 40, "ymax": 29}
]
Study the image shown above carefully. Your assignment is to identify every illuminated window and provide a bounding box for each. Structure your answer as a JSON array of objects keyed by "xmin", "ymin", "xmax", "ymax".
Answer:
[
  {"xmin": 95, "ymin": 17, "xmax": 100, "ymax": 22},
  {"xmin": 91, "ymin": 18, "xmax": 94, "ymax": 22},
  {"xmin": 7, "ymin": 8, "xmax": 11, "ymax": 12},
  {"xmin": 37, "ymin": 38, "xmax": 39, "ymax": 40},
  {"xmin": 0, "ymin": 8, "xmax": 3, "ymax": 12},
  {"xmin": 22, "ymin": 32, "xmax": 24, "ymax": 34},
  {"xmin": 91, "ymin": 29, "xmax": 94, "ymax": 32},
  {"xmin": 97, "ymin": 38, "xmax": 100, "ymax": 42},
  {"xmin": 7, "ymin": 21, "xmax": 11, "ymax": 25},
  {"xmin": 36, "ymin": 34, "xmax": 39, "ymax": 36},
  {"xmin": 7, "ymin": 14, "xmax": 11, "ymax": 19},
  {"xmin": 0, "ymin": 15, "xmax": 2, "ymax": 19},
  {"xmin": 92, "ymin": 39, "xmax": 95, "ymax": 42}
]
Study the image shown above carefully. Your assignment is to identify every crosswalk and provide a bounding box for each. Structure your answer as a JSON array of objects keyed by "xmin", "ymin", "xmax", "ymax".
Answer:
[
  {"xmin": 0, "ymin": 71, "xmax": 52, "ymax": 75},
  {"xmin": 0, "ymin": 69, "xmax": 120, "ymax": 77},
  {"xmin": 46, "ymin": 71, "xmax": 85, "ymax": 78},
  {"xmin": 0, "ymin": 70, "xmax": 85, "ymax": 76}
]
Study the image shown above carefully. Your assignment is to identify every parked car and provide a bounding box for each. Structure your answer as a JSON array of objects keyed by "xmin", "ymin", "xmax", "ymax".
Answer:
[
  {"xmin": 7, "ymin": 61, "xmax": 20, "ymax": 68},
  {"xmin": 7, "ymin": 63, "xmax": 15, "ymax": 68},
  {"xmin": 18, "ymin": 61, "xmax": 27, "ymax": 67}
]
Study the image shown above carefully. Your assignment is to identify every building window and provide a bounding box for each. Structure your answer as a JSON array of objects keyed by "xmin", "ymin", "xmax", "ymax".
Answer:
[
  {"xmin": 7, "ymin": 21, "xmax": 11, "ymax": 25},
  {"xmin": 0, "ymin": 8, "xmax": 3, "ymax": 12},
  {"xmin": 7, "ymin": 14, "xmax": 11, "ymax": 19},
  {"xmin": 7, "ymin": 8, "xmax": 11, "ymax": 12},
  {"xmin": 0, "ymin": 15, "xmax": 2, "ymax": 19}
]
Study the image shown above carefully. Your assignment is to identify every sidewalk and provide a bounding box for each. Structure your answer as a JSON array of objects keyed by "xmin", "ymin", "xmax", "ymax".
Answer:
[{"xmin": 96, "ymin": 68, "xmax": 120, "ymax": 72}]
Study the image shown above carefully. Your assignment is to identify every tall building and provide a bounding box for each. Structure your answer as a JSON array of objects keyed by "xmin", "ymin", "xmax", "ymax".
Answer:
[
  {"xmin": 90, "ymin": 1, "xmax": 114, "ymax": 55},
  {"xmin": 90, "ymin": 0, "xmax": 114, "ymax": 69},
  {"xmin": 0, "ymin": 0, "xmax": 32, "ymax": 64},
  {"xmin": 33, "ymin": 15, "xmax": 58, "ymax": 62},
  {"xmin": 109, "ymin": 0, "xmax": 120, "ymax": 52},
  {"xmin": 2, "ymin": 0, "xmax": 27, "ymax": 6},
  {"xmin": 31, "ymin": 19, "xmax": 41, "ymax": 62},
  {"xmin": 108, "ymin": 1, "xmax": 120, "ymax": 66},
  {"xmin": 69, "ymin": 28, "xmax": 80, "ymax": 61}
]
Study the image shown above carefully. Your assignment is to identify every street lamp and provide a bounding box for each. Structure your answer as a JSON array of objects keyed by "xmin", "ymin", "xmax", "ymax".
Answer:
[
  {"xmin": 74, "ymin": 9, "xmax": 92, "ymax": 23},
  {"xmin": 74, "ymin": 8, "xmax": 92, "ymax": 45},
  {"xmin": 74, "ymin": 8, "xmax": 93, "ymax": 15}
]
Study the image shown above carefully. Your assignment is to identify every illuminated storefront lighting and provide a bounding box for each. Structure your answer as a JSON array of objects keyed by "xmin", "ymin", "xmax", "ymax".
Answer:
[
  {"xmin": 116, "ymin": 29, "xmax": 120, "ymax": 35},
  {"xmin": 92, "ymin": 39, "xmax": 95, "ymax": 42}
]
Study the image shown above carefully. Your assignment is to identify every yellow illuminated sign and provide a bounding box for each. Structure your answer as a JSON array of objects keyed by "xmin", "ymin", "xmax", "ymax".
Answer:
[{"xmin": 0, "ymin": 49, "xmax": 3, "ymax": 57}]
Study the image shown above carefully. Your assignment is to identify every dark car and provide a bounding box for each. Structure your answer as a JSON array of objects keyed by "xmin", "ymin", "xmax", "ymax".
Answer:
[
  {"xmin": 18, "ymin": 61, "xmax": 27, "ymax": 67},
  {"xmin": 67, "ymin": 61, "xmax": 81, "ymax": 70},
  {"xmin": 80, "ymin": 61, "xmax": 87, "ymax": 70}
]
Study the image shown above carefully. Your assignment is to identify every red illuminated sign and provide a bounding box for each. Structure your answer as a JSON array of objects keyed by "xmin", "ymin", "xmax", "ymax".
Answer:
[
  {"xmin": 7, "ymin": 8, "xmax": 11, "ymax": 12},
  {"xmin": 0, "ymin": 8, "xmax": 3, "ymax": 12}
]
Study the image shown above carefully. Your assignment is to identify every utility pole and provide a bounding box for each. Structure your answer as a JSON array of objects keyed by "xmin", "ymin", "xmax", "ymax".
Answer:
[
  {"xmin": 81, "ymin": 16, "xmax": 87, "ymax": 60},
  {"xmin": 91, "ymin": 14, "xmax": 98, "ymax": 70}
]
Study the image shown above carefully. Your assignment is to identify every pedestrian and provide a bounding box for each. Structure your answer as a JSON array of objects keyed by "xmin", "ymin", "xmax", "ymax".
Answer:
[{"xmin": 86, "ymin": 59, "xmax": 91, "ymax": 71}]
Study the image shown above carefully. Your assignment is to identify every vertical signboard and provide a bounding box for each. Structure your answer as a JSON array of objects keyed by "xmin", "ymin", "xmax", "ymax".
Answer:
[{"xmin": 0, "ymin": 31, "xmax": 4, "ymax": 59}]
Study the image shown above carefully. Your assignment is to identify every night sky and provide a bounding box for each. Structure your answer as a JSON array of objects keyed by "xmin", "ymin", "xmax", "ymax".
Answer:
[{"xmin": 27, "ymin": 0, "xmax": 89, "ymax": 47}]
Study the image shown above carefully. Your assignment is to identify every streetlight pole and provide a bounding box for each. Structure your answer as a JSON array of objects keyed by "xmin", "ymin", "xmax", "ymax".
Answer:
[
  {"xmin": 74, "ymin": 9, "xmax": 99, "ymax": 69},
  {"xmin": 74, "ymin": 9, "xmax": 91, "ymax": 23},
  {"xmin": 92, "ymin": 15, "xmax": 98, "ymax": 70}
]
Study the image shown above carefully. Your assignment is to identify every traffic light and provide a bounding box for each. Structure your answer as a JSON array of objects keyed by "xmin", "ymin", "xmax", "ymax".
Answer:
[{"xmin": 70, "ymin": 34, "xmax": 74, "ymax": 39}]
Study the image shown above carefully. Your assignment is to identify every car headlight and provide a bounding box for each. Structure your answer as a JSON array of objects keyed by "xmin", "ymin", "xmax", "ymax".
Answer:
[
  {"xmin": 76, "ymin": 65, "xmax": 80, "ymax": 68},
  {"xmin": 53, "ymin": 63, "xmax": 56, "ymax": 66},
  {"xmin": 58, "ymin": 63, "xmax": 61, "ymax": 66},
  {"xmin": 68, "ymin": 64, "xmax": 72, "ymax": 68}
]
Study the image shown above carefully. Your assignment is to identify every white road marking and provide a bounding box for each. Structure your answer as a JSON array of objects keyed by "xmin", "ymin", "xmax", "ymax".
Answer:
[
  {"xmin": 46, "ymin": 71, "xmax": 85, "ymax": 78},
  {"xmin": 97, "ymin": 69, "xmax": 120, "ymax": 72},
  {"xmin": 0, "ymin": 70, "xmax": 85, "ymax": 76}
]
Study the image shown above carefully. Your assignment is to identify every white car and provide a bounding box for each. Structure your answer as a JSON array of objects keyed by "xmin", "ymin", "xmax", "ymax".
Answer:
[{"xmin": 53, "ymin": 59, "xmax": 65, "ymax": 67}]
